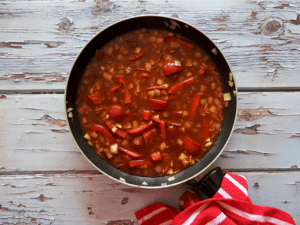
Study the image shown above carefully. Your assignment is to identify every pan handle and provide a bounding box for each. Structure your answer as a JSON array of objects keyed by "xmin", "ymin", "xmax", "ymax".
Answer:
[{"xmin": 187, "ymin": 166, "xmax": 224, "ymax": 200}]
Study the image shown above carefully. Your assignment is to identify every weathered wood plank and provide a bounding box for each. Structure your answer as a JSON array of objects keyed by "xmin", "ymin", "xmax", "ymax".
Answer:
[
  {"xmin": 1, "ymin": 0, "xmax": 300, "ymax": 91},
  {"xmin": 0, "ymin": 172, "xmax": 299, "ymax": 224},
  {"xmin": 0, "ymin": 92, "xmax": 299, "ymax": 172}
]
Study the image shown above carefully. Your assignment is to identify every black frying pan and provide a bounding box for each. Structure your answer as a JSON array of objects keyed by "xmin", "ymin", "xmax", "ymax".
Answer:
[{"xmin": 65, "ymin": 15, "xmax": 237, "ymax": 188}]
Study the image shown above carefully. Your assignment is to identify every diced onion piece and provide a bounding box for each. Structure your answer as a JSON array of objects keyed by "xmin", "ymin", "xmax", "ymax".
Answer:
[
  {"xmin": 228, "ymin": 80, "xmax": 234, "ymax": 87},
  {"xmin": 178, "ymin": 152, "xmax": 189, "ymax": 161},
  {"xmin": 116, "ymin": 124, "xmax": 122, "ymax": 128},
  {"xmin": 84, "ymin": 133, "xmax": 90, "ymax": 140},
  {"xmin": 135, "ymin": 47, "xmax": 142, "ymax": 54},
  {"xmin": 233, "ymin": 90, "xmax": 237, "ymax": 96},
  {"xmin": 166, "ymin": 168, "xmax": 174, "ymax": 175},
  {"xmin": 157, "ymin": 78, "xmax": 163, "ymax": 85},
  {"xmin": 167, "ymin": 176, "xmax": 175, "ymax": 181},
  {"xmin": 110, "ymin": 143, "xmax": 118, "ymax": 154},
  {"xmin": 111, "ymin": 126, "xmax": 117, "ymax": 133},
  {"xmin": 103, "ymin": 72, "xmax": 112, "ymax": 81},
  {"xmin": 160, "ymin": 142, "xmax": 168, "ymax": 151},
  {"xmin": 154, "ymin": 165, "xmax": 163, "ymax": 173},
  {"xmin": 177, "ymin": 138, "xmax": 183, "ymax": 146},
  {"xmin": 223, "ymin": 93, "xmax": 231, "ymax": 101},
  {"xmin": 211, "ymin": 48, "xmax": 217, "ymax": 55},
  {"xmin": 67, "ymin": 107, "xmax": 73, "ymax": 112},
  {"xmin": 205, "ymin": 142, "xmax": 212, "ymax": 147},
  {"xmin": 209, "ymin": 106, "xmax": 218, "ymax": 114},
  {"xmin": 174, "ymin": 60, "xmax": 181, "ymax": 67},
  {"xmin": 183, "ymin": 110, "xmax": 189, "ymax": 117},
  {"xmin": 145, "ymin": 63, "xmax": 152, "ymax": 70},
  {"xmin": 104, "ymin": 148, "xmax": 113, "ymax": 159},
  {"xmin": 68, "ymin": 112, "xmax": 73, "ymax": 118},
  {"xmin": 186, "ymin": 59, "xmax": 193, "ymax": 67}
]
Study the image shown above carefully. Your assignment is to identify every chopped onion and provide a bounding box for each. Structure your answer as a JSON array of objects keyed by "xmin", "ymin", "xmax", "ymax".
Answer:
[
  {"xmin": 110, "ymin": 143, "xmax": 118, "ymax": 154},
  {"xmin": 84, "ymin": 133, "xmax": 90, "ymax": 140},
  {"xmin": 175, "ymin": 60, "xmax": 181, "ymax": 67}
]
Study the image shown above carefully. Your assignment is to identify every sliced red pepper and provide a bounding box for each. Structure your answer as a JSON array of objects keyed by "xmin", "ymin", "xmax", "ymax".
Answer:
[
  {"xmin": 115, "ymin": 76, "xmax": 132, "ymax": 104},
  {"xmin": 180, "ymin": 133, "xmax": 201, "ymax": 156},
  {"xmin": 127, "ymin": 121, "xmax": 154, "ymax": 136},
  {"xmin": 87, "ymin": 92, "xmax": 104, "ymax": 105},
  {"xmin": 97, "ymin": 53, "xmax": 106, "ymax": 61},
  {"xmin": 104, "ymin": 119, "xmax": 127, "ymax": 139},
  {"xmin": 149, "ymin": 99, "xmax": 168, "ymax": 110},
  {"xmin": 168, "ymin": 77, "xmax": 195, "ymax": 95},
  {"xmin": 163, "ymin": 60, "xmax": 185, "ymax": 76},
  {"xmin": 126, "ymin": 53, "xmax": 144, "ymax": 61},
  {"xmin": 171, "ymin": 110, "xmax": 183, "ymax": 117},
  {"xmin": 129, "ymin": 160, "xmax": 151, "ymax": 168},
  {"xmin": 143, "ymin": 128, "xmax": 157, "ymax": 144},
  {"xmin": 179, "ymin": 38, "xmax": 195, "ymax": 49},
  {"xmin": 198, "ymin": 70, "xmax": 206, "ymax": 77},
  {"xmin": 164, "ymin": 36, "xmax": 195, "ymax": 49},
  {"xmin": 136, "ymin": 68, "xmax": 154, "ymax": 74},
  {"xmin": 119, "ymin": 147, "xmax": 141, "ymax": 159},
  {"xmin": 90, "ymin": 125, "xmax": 116, "ymax": 143},
  {"xmin": 197, "ymin": 117, "xmax": 210, "ymax": 140},
  {"xmin": 107, "ymin": 104, "xmax": 125, "ymax": 122},
  {"xmin": 108, "ymin": 84, "xmax": 122, "ymax": 96},
  {"xmin": 164, "ymin": 36, "xmax": 178, "ymax": 42},
  {"xmin": 139, "ymin": 73, "xmax": 151, "ymax": 78},
  {"xmin": 145, "ymin": 86, "xmax": 169, "ymax": 91},
  {"xmin": 151, "ymin": 151, "xmax": 162, "ymax": 162},
  {"xmin": 188, "ymin": 93, "xmax": 204, "ymax": 121},
  {"xmin": 142, "ymin": 110, "xmax": 151, "ymax": 121},
  {"xmin": 160, "ymin": 120, "xmax": 166, "ymax": 142}
]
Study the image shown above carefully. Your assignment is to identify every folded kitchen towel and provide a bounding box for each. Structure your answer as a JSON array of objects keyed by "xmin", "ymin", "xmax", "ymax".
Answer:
[{"xmin": 135, "ymin": 172, "xmax": 296, "ymax": 225}]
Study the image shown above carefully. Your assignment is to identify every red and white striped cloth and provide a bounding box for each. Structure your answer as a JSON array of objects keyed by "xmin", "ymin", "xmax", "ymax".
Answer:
[{"xmin": 135, "ymin": 173, "xmax": 296, "ymax": 225}]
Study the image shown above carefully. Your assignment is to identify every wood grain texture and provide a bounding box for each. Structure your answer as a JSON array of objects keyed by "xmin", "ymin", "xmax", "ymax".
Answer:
[
  {"xmin": 0, "ymin": 92, "xmax": 299, "ymax": 172},
  {"xmin": 0, "ymin": 172, "xmax": 299, "ymax": 224},
  {"xmin": 1, "ymin": 0, "xmax": 300, "ymax": 91}
]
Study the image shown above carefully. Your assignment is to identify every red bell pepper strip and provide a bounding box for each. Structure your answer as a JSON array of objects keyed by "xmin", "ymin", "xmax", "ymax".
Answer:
[
  {"xmin": 97, "ymin": 53, "xmax": 106, "ymax": 61},
  {"xmin": 145, "ymin": 86, "xmax": 169, "ymax": 91},
  {"xmin": 136, "ymin": 68, "xmax": 154, "ymax": 74},
  {"xmin": 104, "ymin": 119, "xmax": 127, "ymax": 139},
  {"xmin": 129, "ymin": 160, "xmax": 151, "ymax": 168},
  {"xmin": 198, "ymin": 70, "xmax": 206, "ymax": 77},
  {"xmin": 180, "ymin": 133, "xmax": 201, "ymax": 156},
  {"xmin": 164, "ymin": 36, "xmax": 195, "ymax": 49},
  {"xmin": 119, "ymin": 147, "xmax": 141, "ymax": 159},
  {"xmin": 160, "ymin": 120, "xmax": 166, "ymax": 142},
  {"xmin": 108, "ymin": 84, "xmax": 122, "ymax": 96},
  {"xmin": 168, "ymin": 77, "xmax": 195, "ymax": 95},
  {"xmin": 87, "ymin": 92, "xmax": 104, "ymax": 105},
  {"xmin": 107, "ymin": 104, "xmax": 125, "ymax": 122},
  {"xmin": 149, "ymin": 99, "xmax": 168, "ymax": 110},
  {"xmin": 143, "ymin": 128, "xmax": 157, "ymax": 144},
  {"xmin": 142, "ymin": 110, "xmax": 151, "ymax": 121},
  {"xmin": 139, "ymin": 73, "xmax": 151, "ymax": 78},
  {"xmin": 115, "ymin": 76, "xmax": 132, "ymax": 104},
  {"xmin": 127, "ymin": 121, "xmax": 154, "ymax": 136},
  {"xmin": 150, "ymin": 151, "xmax": 162, "ymax": 162},
  {"xmin": 164, "ymin": 36, "xmax": 178, "ymax": 42},
  {"xmin": 197, "ymin": 117, "xmax": 210, "ymax": 140},
  {"xmin": 171, "ymin": 110, "xmax": 183, "ymax": 117},
  {"xmin": 90, "ymin": 125, "xmax": 116, "ymax": 143},
  {"xmin": 162, "ymin": 60, "xmax": 185, "ymax": 76},
  {"xmin": 126, "ymin": 53, "xmax": 144, "ymax": 61},
  {"xmin": 179, "ymin": 39, "xmax": 195, "ymax": 49},
  {"xmin": 188, "ymin": 93, "xmax": 204, "ymax": 121}
]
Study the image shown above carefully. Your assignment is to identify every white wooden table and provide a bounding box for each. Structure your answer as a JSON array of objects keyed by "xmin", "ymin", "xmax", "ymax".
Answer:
[{"xmin": 1, "ymin": 0, "xmax": 300, "ymax": 224}]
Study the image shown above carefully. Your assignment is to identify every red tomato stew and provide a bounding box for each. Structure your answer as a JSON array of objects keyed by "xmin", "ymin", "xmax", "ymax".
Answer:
[{"xmin": 76, "ymin": 29, "xmax": 227, "ymax": 177}]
